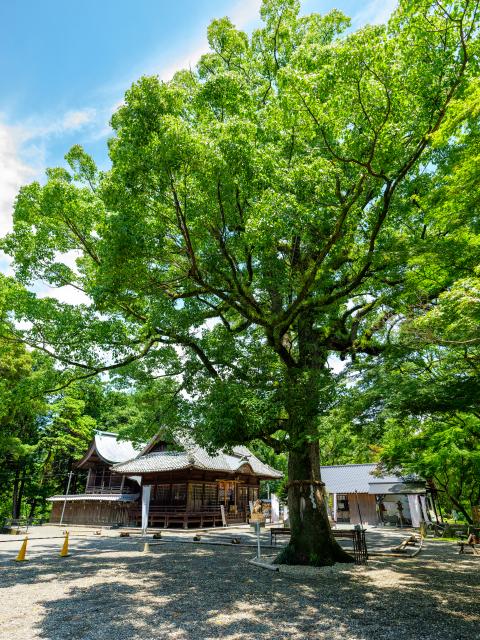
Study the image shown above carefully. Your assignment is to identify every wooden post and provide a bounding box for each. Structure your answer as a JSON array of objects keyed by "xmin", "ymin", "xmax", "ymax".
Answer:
[
  {"xmin": 60, "ymin": 471, "xmax": 73, "ymax": 525},
  {"xmin": 430, "ymin": 492, "xmax": 440, "ymax": 524}
]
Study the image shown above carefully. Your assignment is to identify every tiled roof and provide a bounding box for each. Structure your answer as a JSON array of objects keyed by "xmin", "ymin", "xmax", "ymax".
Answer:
[
  {"xmin": 232, "ymin": 445, "xmax": 283, "ymax": 479},
  {"xmin": 320, "ymin": 463, "xmax": 423, "ymax": 494},
  {"xmin": 112, "ymin": 442, "xmax": 283, "ymax": 479},
  {"xmin": 113, "ymin": 452, "xmax": 193, "ymax": 474}
]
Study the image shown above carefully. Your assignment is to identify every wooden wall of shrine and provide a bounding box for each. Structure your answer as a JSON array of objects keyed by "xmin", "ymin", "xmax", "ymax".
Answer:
[
  {"xmin": 49, "ymin": 470, "xmax": 263, "ymax": 526},
  {"xmin": 142, "ymin": 470, "xmax": 261, "ymax": 515},
  {"xmin": 49, "ymin": 500, "xmax": 133, "ymax": 525}
]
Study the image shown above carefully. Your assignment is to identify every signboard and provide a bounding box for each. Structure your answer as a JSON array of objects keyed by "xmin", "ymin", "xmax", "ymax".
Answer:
[
  {"xmin": 249, "ymin": 518, "xmax": 266, "ymax": 529},
  {"xmin": 271, "ymin": 494, "xmax": 280, "ymax": 524},
  {"xmin": 141, "ymin": 485, "xmax": 151, "ymax": 534},
  {"xmin": 220, "ymin": 504, "xmax": 227, "ymax": 527},
  {"xmin": 250, "ymin": 520, "xmax": 263, "ymax": 559}
]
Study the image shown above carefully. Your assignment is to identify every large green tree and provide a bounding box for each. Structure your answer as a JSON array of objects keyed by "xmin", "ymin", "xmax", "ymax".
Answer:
[{"xmin": 2, "ymin": 1, "xmax": 479, "ymax": 564}]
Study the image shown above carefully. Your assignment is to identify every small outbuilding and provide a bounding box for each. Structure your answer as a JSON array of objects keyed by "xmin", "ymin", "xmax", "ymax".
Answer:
[{"xmin": 320, "ymin": 463, "xmax": 438, "ymax": 527}]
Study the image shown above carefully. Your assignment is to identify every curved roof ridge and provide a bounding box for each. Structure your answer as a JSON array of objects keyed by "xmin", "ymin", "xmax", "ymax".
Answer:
[{"xmin": 76, "ymin": 431, "xmax": 144, "ymax": 467}]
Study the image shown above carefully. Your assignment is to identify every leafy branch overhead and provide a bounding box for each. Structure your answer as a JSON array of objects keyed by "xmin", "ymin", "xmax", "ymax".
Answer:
[{"xmin": 1, "ymin": 0, "xmax": 479, "ymax": 456}]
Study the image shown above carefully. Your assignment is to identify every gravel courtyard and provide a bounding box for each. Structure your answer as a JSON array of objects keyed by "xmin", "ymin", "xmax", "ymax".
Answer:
[{"xmin": 0, "ymin": 527, "xmax": 478, "ymax": 640}]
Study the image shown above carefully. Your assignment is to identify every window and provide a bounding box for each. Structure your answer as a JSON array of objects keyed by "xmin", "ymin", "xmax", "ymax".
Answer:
[
  {"xmin": 204, "ymin": 484, "xmax": 218, "ymax": 506},
  {"xmin": 86, "ymin": 468, "xmax": 123, "ymax": 492},
  {"xmin": 218, "ymin": 482, "xmax": 225, "ymax": 505},
  {"xmin": 238, "ymin": 486, "xmax": 249, "ymax": 513},
  {"xmin": 171, "ymin": 483, "xmax": 187, "ymax": 505},
  {"xmin": 190, "ymin": 484, "xmax": 203, "ymax": 510},
  {"xmin": 337, "ymin": 494, "xmax": 350, "ymax": 523},
  {"xmin": 154, "ymin": 484, "xmax": 170, "ymax": 505},
  {"xmin": 218, "ymin": 481, "xmax": 236, "ymax": 505}
]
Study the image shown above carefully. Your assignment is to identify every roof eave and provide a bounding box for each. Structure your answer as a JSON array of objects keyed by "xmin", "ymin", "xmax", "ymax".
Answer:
[{"xmin": 75, "ymin": 441, "xmax": 98, "ymax": 468}]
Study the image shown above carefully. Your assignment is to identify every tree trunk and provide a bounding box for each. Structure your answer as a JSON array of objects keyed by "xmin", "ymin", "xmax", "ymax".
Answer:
[
  {"xmin": 447, "ymin": 493, "xmax": 473, "ymax": 524},
  {"xmin": 273, "ymin": 313, "xmax": 354, "ymax": 566},
  {"xmin": 276, "ymin": 441, "xmax": 354, "ymax": 566},
  {"xmin": 434, "ymin": 476, "xmax": 473, "ymax": 524}
]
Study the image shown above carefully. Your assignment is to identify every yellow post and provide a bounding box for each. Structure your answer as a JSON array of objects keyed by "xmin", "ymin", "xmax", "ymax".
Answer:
[
  {"xmin": 14, "ymin": 536, "xmax": 28, "ymax": 562},
  {"xmin": 60, "ymin": 531, "xmax": 70, "ymax": 557}
]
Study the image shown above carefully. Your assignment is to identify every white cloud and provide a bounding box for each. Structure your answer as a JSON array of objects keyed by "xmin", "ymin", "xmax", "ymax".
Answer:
[
  {"xmin": 0, "ymin": 122, "xmax": 94, "ymax": 306},
  {"xmin": 38, "ymin": 284, "xmax": 91, "ymax": 306},
  {"xmin": 25, "ymin": 107, "xmax": 97, "ymax": 139},
  {"xmin": 0, "ymin": 104, "xmax": 100, "ymax": 240},
  {"xmin": 158, "ymin": 44, "xmax": 211, "ymax": 82},
  {"xmin": 0, "ymin": 121, "xmax": 42, "ymax": 238},
  {"xmin": 352, "ymin": 0, "xmax": 398, "ymax": 27},
  {"xmin": 58, "ymin": 108, "xmax": 97, "ymax": 132},
  {"xmin": 328, "ymin": 354, "xmax": 347, "ymax": 374},
  {"xmin": 0, "ymin": 106, "xmax": 101, "ymax": 302}
]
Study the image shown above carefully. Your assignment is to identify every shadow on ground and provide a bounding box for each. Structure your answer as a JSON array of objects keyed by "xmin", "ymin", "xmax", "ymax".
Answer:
[{"xmin": 1, "ymin": 536, "xmax": 479, "ymax": 640}]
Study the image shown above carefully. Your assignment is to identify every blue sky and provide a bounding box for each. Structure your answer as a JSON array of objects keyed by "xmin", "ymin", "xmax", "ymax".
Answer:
[{"xmin": 0, "ymin": 0, "xmax": 396, "ymax": 287}]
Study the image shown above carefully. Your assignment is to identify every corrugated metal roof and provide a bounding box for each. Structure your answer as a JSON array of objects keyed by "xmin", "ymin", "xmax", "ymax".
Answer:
[
  {"xmin": 76, "ymin": 430, "xmax": 144, "ymax": 467},
  {"xmin": 320, "ymin": 463, "xmax": 423, "ymax": 494},
  {"xmin": 47, "ymin": 493, "xmax": 139, "ymax": 502},
  {"xmin": 94, "ymin": 431, "xmax": 144, "ymax": 464}
]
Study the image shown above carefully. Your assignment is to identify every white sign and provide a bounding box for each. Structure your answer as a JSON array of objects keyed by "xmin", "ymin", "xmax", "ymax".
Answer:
[
  {"xmin": 270, "ymin": 493, "xmax": 280, "ymax": 523},
  {"xmin": 141, "ymin": 485, "xmax": 151, "ymax": 534},
  {"xmin": 220, "ymin": 504, "xmax": 227, "ymax": 527}
]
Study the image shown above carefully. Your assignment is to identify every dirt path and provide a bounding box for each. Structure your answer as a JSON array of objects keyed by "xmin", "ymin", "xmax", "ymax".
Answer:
[{"xmin": 0, "ymin": 528, "xmax": 478, "ymax": 639}]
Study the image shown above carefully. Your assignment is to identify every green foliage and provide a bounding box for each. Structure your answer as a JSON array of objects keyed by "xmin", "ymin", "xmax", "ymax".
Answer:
[{"xmin": 1, "ymin": 1, "xmax": 480, "ymax": 558}]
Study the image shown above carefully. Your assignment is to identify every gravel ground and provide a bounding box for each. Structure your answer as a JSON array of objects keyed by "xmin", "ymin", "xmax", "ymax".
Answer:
[{"xmin": 0, "ymin": 527, "xmax": 478, "ymax": 640}]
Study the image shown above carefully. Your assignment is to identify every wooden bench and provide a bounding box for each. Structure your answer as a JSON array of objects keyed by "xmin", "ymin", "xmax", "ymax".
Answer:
[
  {"xmin": 270, "ymin": 527, "xmax": 291, "ymax": 546},
  {"xmin": 457, "ymin": 540, "xmax": 480, "ymax": 555}
]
